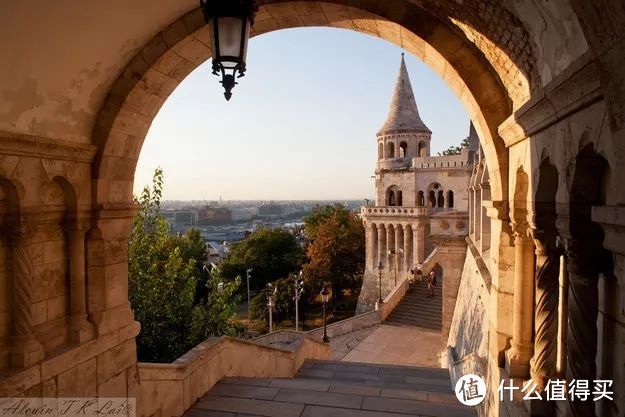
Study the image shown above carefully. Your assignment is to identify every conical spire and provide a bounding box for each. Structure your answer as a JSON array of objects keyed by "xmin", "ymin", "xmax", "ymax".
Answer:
[{"xmin": 377, "ymin": 54, "xmax": 431, "ymax": 136}]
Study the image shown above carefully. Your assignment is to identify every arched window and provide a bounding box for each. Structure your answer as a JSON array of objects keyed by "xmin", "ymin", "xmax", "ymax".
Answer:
[
  {"xmin": 399, "ymin": 141, "xmax": 408, "ymax": 158},
  {"xmin": 386, "ymin": 186, "xmax": 401, "ymax": 206},
  {"xmin": 378, "ymin": 142, "xmax": 383, "ymax": 160},
  {"xmin": 386, "ymin": 142, "xmax": 395, "ymax": 159},
  {"xmin": 417, "ymin": 191, "xmax": 425, "ymax": 206},
  {"xmin": 437, "ymin": 190, "xmax": 445, "ymax": 208},
  {"xmin": 428, "ymin": 191, "xmax": 436, "ymax": 208},
  {"xmin": 417, "ymin": 141, "xmax": 427, "ymax": 157},
  {"xmin": 447, "ymin": 190, "xmax": 454, "ymax": 208}
]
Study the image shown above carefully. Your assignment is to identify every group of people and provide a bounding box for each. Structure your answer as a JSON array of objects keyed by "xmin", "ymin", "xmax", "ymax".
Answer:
[{"xmin": 409, "ymin": 268, "xmax": 437, "ymax": 298}]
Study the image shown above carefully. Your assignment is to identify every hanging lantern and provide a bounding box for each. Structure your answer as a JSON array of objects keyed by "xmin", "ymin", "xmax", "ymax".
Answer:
[{"xmin": 200, "ymin": 0, "xmax": 258, "ymax": 100}]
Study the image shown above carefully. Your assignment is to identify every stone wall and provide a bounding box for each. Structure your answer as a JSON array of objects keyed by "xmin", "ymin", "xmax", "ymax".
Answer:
[{"xmin": 446, "ymin": 241, "xmax": 490, "ymax": 362}]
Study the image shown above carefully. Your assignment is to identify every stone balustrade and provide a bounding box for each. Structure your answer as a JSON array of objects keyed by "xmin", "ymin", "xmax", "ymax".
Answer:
[
  {"xmin": 361, "ymin": 206, "xmax": 428, "ymax": 218},
  {"xmin": 137, "ymin": 335, "xmax": 330, "ymax": 417}
]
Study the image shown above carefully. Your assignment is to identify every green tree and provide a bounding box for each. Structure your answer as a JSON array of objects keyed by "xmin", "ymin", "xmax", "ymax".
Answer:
[
  {"xmin": 128, "ymin": 168, "xmax": 241, "ymax": 363},
  {"xmin": 219, "ymin": 228, "xmax": 304, "ymax": 292},
  {"xmin": 302, "ymin": 206, "xmax": 365, "ymax": 301},
  {"xmin": 438, "ymin": 137, "xmax": 471, "ymax": 156}
]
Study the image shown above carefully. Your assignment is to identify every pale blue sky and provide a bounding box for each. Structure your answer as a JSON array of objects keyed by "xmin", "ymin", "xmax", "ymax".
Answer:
[{"xmin": 135, "ymin": 27, "xmax": 470, "ymax": 200}]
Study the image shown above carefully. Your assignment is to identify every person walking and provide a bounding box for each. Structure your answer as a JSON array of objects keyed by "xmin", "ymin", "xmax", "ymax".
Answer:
[{"xmin": 427, "ymin": 270, "xmax": 437, "ymax": 298}]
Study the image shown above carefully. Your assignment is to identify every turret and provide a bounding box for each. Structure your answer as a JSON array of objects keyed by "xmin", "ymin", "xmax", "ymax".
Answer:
[{"xmin": 377, "ymin": 54, "xmax": 431, "ymax": 162}]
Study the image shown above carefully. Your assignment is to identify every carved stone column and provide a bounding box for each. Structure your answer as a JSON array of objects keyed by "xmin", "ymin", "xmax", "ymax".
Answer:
[
  {"xmin": 7, "ymin": 223, "xmax": 45, "ymax": 368},
  {"xmin": 377, "ymin": 226, "xmax": 386, "ymax": 269},
  {"xmin": 404, "ymin": 225, "xmax": 412, "ymax": 272},
  {"xmin": 413, "ymin": 223, "xmax": 425, "ymax": 265},
  {"xmin": 505, "ymin": 225, "xmax": 535, "ymax": 378},
  {"xmin": 64, "ymin": 220, "xmax": 95, "ymax": 343},
  {"xmin": 395, "ymin": 224, "xmax": 403, "ymax": 273},
  {"xmin": 565, "ymin": 239, "xmax": 600, "ymax": 417},
  {"xmin": 386, "ymin": 225, "xmax": 394, "ymax": 269},
  {"xmin": 530, "ymin": 239, "xmax": 560, "ymax": 390}
]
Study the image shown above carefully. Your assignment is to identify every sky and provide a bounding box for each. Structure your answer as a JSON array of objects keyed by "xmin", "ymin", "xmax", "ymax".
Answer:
[{"xmin": 134, "ymin": 27, "xmax": 470, "ymax": 201}]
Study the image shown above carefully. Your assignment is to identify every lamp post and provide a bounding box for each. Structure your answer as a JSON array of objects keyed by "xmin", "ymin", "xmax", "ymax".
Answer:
[
  {"xmin": 293, "ymin": 271, "xmax": 305, "ymax": 331},
  {"xmin": 246, "ymin": 267, "xmax": 253, "ymax": 306},
  {"xmin": 200, "ymin": 0, "xmax": 258, "ymax": 100},
  {"xmin": 377, "ymin": 261, "xmax": 384, "ymax": 303},
  {"xmin": 320, "ymin": 284, "xmax": 331, "ymax": 343},
  {"xmin": 266, "ymin": 283, "xmax": 277, "ymax": 333}
]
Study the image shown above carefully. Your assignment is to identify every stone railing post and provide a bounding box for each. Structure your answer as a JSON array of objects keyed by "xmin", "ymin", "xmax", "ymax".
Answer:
[
  {"xmin": 505, "ymin": 223, "xmax": 535, "ymax": 378},
  {"xmin": 7, "ymin": 222, "xmax": 45, "ymax": 368}
]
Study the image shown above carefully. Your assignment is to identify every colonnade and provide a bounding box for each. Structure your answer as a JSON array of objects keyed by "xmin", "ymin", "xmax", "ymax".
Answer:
[{"xmin": 368, "ymin": 222, "xmax": 425, "ymax": 273}]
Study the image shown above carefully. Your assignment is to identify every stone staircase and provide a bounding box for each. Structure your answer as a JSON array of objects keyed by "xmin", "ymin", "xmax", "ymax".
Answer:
[
  {"xmin": 186, "ymin": 359, "xmax": 475, "ymax": 417},
  {"xmin": 384, "ymin": 279, "xmax": 442, "ymax": 330}
]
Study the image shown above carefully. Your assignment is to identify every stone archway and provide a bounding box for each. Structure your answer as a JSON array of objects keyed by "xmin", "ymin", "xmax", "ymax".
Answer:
[{"xmin": 91, "ymin": 1, "xmax": 527, "ymax": 210}]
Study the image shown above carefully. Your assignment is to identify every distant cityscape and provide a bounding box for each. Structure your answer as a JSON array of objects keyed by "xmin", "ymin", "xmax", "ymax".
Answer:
[{"xmin": 160, "ymin": 200, "xmax": 368, "ymax": 265}]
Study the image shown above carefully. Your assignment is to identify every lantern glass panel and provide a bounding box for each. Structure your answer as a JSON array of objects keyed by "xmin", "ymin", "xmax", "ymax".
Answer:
[{"xmin": 217, "ymin": 17, "xmax": 247, "ymax": 62}]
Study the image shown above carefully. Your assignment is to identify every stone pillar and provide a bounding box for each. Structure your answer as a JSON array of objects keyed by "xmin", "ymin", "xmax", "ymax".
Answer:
[
  {"xmin": 404, "ymin": 225, "xmax": 413, "ymax": 272},
  {"xmin": 565, "ymin": 239, "xmax": 599, "ymax": 417},
  {"xmin": 395, "ymin": 224, "xmax": 403, "ymax": 274},
  {"xmin": 556, "ymin": 249, "xmax": 568, "ymax": 376},
  {"xmin": 434, "ymin": 236, "xmax": 468, "ymax": 343},
  {"xmin": 413, "ymin": 223, "xmax": 425, "ymax": 265},
  {"xmin": 7, "ymin": 223, "xmax": 45, "ymax": 368},
  {"xmin": 468, "ymin": 190, "xmax": 474, "ymax": 237},
  {"xmin": 386, "ymin": 225, "xmax": 394, "ymax": 270},
  {"xmin": 65, "ymin": 220, "xmax": 96, "ymax": 343},
  {"xmin": 377, "ymin": 226, "xmax": 386, "ymax": 269},
  {"xmin": 529, "ymin": 240, "xmax": 560, "ymax": 390},
  {"xmin": 505, "ymin": 227, "xmax": 535, "ymax": 378}
]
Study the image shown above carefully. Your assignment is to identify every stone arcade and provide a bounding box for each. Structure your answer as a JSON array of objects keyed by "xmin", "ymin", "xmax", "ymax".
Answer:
[{"xmin": 0, "ymin": 2, "xmax": 624, "ymax": 417}]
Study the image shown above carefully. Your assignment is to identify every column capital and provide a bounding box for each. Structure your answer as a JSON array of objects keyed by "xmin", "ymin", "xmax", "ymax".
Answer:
[
  {"xmin": 63, "ymin": 218, "xmax": 91, "ymax": 235},
  {"xmin": 3, "ymin": 221, "xmax": 39, "ymax": 242},
  {"xmin": 483, "ymin": 199, "xmax": 509, "ymax": 221},
  {"xmin": 562, "ymin": 238, "xmax": 609, "ymax": 276}
]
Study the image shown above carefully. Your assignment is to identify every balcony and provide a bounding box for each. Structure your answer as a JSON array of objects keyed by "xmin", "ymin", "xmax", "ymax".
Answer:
[{"xmin": 361, "ymin": 206, "xmax": 428, "ymax": 219}]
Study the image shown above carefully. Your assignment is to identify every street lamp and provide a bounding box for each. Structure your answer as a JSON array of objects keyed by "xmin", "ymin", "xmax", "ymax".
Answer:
[
  {"xmin": 200, "ymin": 0, "xmax": 258, "ymax": 100},
  {"xmin": 377, "ymin": 261, "xmax": 384, "ymax": 303},
  {"xmin": 266, "ymin": 282, "xmax": 277, "ymax": 333},
  {"xmin": 246, "ymin": 267, "xmax": 253, "ymax": 307},
  {"xmin": 388, "ymin": 248, "xmax": 404, "ymax": 285},
  {"xmin": 293, "ymin": 271, "xmax": 305, "ymax": 331},
  {"xmin": 320, "ymin": 284, "xmax": 331, "ymax": 343}
]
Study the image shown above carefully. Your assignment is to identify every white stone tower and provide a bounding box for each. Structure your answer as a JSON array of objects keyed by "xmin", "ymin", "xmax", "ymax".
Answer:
[{"xmin": 357, "ymin": 55, "xmax": 474, "ymax": 315}]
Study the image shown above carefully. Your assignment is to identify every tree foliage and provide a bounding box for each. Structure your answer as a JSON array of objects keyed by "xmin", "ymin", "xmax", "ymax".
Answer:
[
  {"xmin": 219, "ymin": 228, "xmax": 304, "ymax": 292},
  {"xmin": 302, "ymin": 205, "xmax": 365, "ymax": 300},
  {"xmin": 438, "ymin": 137, "xmax": 471, "ymax": 156},
  {"xmin": 128, "ymin": 168, "xmax": 240, "ymax": 363}
]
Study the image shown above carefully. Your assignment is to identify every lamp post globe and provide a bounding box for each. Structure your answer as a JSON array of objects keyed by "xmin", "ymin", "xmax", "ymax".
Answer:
[{"xmin": 200, "ymin": 0, "xmax": 258, "ymax": 100}]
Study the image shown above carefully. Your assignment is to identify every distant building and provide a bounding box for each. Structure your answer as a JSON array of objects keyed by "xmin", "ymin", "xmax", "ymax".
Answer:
[
  {"xmin": 198, "ymin": 206, "xmax": 232, "ymax": 224},
  {"xmin": 231, "ymin": 207, "xmax": 258, "ymax": 221},
  {"xmin": 258, "ymin": 203, "xmax": 284, "ymax": 217}
]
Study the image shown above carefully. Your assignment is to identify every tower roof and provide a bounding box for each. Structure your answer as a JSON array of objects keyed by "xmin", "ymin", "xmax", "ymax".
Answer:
[{"xmin": 378, "ymin": 54, "xmax": 431, "ymax": 136}]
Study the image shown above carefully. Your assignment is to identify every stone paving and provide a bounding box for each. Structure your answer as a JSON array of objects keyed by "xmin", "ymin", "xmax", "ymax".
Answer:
[{"xmin": 332, "ymin": 324, "xmax": 442, "ymax": 368}]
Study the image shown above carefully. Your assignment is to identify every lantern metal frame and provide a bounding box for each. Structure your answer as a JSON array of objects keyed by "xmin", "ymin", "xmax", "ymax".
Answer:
[{"xmin": 200, "ymin": 0, "xmax": 258, "ymax": 100}]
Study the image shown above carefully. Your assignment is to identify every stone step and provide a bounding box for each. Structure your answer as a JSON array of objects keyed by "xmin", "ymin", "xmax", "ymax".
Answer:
[
  {"xmin": 189, "ymin": 378, "xmax": 475, "ymax": 417},
  {"xmin": 384, "ymin": 321, "xmax": 442, "ymax": 331},
  {"xmin": 389, "ymin": 310, "xmax": 441, "ymax": 319},
  {"xmin": 386, "ymin": 310, "xmax": 441, "ymax": 320},
  {"xmin": 304, "ymin": 360, "xmax": 449, "ymax": 379}
]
